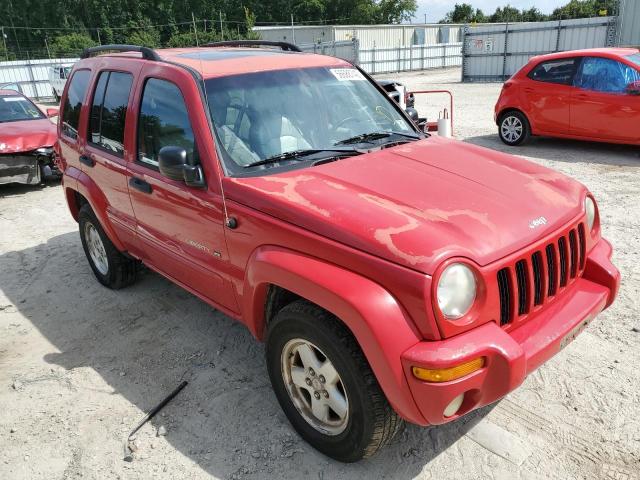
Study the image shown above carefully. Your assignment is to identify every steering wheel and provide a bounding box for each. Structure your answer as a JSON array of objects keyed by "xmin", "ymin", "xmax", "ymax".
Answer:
[{"xmin": 333, "ymin": 116, "xmax": 361, "ymax": 131}]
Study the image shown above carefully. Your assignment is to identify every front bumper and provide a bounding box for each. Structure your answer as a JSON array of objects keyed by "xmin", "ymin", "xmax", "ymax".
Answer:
[
  {"xmin": 400, "ymin": 239, "xmax": 619, "ymax": 426},
  {"xmin": 0, "ymin": 150, "xmax": 60, "ymax": 185}
]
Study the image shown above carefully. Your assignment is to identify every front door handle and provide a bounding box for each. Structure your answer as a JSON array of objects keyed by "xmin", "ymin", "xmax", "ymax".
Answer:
[
  {"xmin": 79, "ymin": 154, "xmax": 95, "ymax": 167},
  {"xmin": 129, "ymin": 177, "xmax": 152, "ymax": 194}
]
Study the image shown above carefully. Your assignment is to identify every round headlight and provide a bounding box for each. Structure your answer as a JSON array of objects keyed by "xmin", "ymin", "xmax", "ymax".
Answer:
[
  {"xmin": 585, "ymin": 197, "xmax": 596, "ymax": 231},
  {"xmin": 437, "ymin": 263, "xmax": 477, "ymax": 319}
]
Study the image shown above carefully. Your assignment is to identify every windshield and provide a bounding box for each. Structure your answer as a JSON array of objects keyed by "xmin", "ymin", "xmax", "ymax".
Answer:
[
  {"xmin": 0, "ymin": 95, "xmax": 44, "ymax": 123},
  {"xmin": 626, "ymin": 53, "xmax": 640, "ymax": 68},
  {"xmin": 205, "ymin": 67, "xmax": 417, "ymax": 174}
]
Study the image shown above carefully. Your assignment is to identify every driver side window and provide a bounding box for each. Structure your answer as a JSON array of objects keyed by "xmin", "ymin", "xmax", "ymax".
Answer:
[
  {"xmin": 137, "ymin": 78, "xmax": 196, "ymax": 169},
  {"xmin": 574, "ymin": 57, "xmax": 639, "ymax": 93}
]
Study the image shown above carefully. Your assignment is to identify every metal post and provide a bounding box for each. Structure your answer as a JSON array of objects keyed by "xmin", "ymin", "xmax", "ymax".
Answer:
[
  {"xmin": 44, "ymin": 37, "xmax": 51, "ymax": 59},
  {"xmin": 502, "ymin": 22, "xmax": 509, "ymax": 80},
  {"xmin": 555, "ymin": 19, "xmax": 562, "ymax": 51},
  {"xmin": 291, "ymin": 15, "xmax": 295, "ymax": 44},
  {"xmin": 409, "ymin": 43, "xmax": 413, "ymax": 71},
  {"xmin": 371, "ymin": 43, "xmax": 376, "ymax": 75},
  {"xmin": 220, "ymin": 11, "xmax": 224, "ymax": 40},
  {"xmin": 422, "ymin": 42, "xmax": 425, "ymax": 70},
  {"xmin": 192, "ymin": 12, "xmax": 199, "ymax": 46},
  {"xmin": 397, "ymin": 43, "xmax": 401, "ymax": 72},
  {"xmin": 97, "ymin": 28, "xmax": 102, "ymax": 45}
]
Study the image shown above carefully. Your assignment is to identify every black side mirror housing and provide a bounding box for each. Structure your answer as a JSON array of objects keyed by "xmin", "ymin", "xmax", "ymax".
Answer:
[
  {"xmin": 158, "ymin": 146, "xmax": 205, "ymax": 187},
  {"xmin": 405, "ymin": 107, "xmax": 419, "ymax": 123},
  {"xmin": 626, "ymin": 81, "xmax": 640, "ymax": 96}
]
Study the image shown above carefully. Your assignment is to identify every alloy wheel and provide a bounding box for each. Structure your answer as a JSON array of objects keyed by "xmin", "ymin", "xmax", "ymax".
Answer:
[{"xmin": 281, "ymin": 338, "xmax": 349, "ymax": 436}]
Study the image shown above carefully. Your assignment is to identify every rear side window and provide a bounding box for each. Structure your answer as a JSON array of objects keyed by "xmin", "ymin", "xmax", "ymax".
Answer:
[
  {"xmin": 88, "ymin": 71, "xmax": 133, "ymax": 156},
  {"xmin": 61, "ymin": 70, "xmax": 91, "ymax": 139},
  {"xmin": 137, "ymin": 78, "xmax": 196, "ymax": 168},
  {"xmin": 528, "ymin": 59, "xmax": 577, "ymax": 85}
]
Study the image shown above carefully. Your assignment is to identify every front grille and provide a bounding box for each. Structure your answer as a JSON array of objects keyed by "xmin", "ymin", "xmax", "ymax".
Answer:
[{"xmin": 497, "ymin": 223, "xmax": 586, "ymax": 326}]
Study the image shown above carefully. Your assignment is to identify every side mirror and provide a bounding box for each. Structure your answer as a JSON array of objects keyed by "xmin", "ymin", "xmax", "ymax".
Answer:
[
  {"xmin": 626, "ymin": 81, "xmax": 640, "ymax": 96},
  {"xmin": 46, "ymin": 107, "xmax": 59, "ymax": 118},
  {"xmin": 158, "ymin": 146, "xmax": 205, "ymax": 187},
  {"xmin": 405, "ymin": 107, "xmax": 419, "ymax": 124}
]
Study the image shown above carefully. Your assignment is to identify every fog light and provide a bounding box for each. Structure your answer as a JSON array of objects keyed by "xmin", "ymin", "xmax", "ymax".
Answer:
[
  {"xmin": 412, "ymin": 357, "xmax": 485, "ymax": 383},
  {"xmin": 443, "ymin": 393, "xmax": 465, "ymax": 417}
]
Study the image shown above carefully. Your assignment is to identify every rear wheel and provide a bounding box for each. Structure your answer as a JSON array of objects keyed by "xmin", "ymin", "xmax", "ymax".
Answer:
[
  {"xmin": 499, "ymin": 110, "xmax": 530, "ymax": 146},
  {"xmin": 266, "ymin": 300, "xmax": 403, "ymax": 462},
  {"xmin": 78, "ymin": 204, "xmax": 138, "ymax": 289}
]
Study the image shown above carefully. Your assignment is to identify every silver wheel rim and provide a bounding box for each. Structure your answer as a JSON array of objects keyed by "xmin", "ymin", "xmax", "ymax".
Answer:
[
  {"xmin": 281, "ymin": 338, "xmax": 349, "ymax": 436},
  {"xmin": 501, "ymin": 116, "xmax": 523, "ymax": 143},
  {"xmin": 84, "ymin": 222, "xmax": 109, "ymax": 275}
]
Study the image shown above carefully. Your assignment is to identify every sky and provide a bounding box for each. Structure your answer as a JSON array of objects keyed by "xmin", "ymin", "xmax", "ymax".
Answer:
[{"xmin": 414, "ymin": 0, "xmax": 560, "ymax": 23}]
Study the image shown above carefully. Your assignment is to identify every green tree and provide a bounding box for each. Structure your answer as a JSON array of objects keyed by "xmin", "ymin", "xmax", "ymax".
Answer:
[
  {"xmin": 440, "ymin": 3, "xmax": 486, "ymax": 23},
  {"xmin": 50, "ymin": 33, "xmax": 97, "ymax": 57}
]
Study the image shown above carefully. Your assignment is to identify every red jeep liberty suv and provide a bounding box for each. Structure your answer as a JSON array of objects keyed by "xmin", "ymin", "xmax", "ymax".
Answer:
[{"xmin": 56, "ymin": 42, "xmax": 620, "ymax": 462}]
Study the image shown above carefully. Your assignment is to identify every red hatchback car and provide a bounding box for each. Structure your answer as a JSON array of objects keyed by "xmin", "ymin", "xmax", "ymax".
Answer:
[
  {"xmin": 57, "ymin": 43, "xmax": 619, "ymax": 461},
  {"xmin": 495, "ymin": 48, "xmax": 640, "ymax": 146}
]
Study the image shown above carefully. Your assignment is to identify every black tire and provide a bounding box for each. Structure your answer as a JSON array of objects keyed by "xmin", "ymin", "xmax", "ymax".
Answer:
[
  {"xmin": 266, "ymin": 300, "xmax": 403, "ymax": 462},
  {"xmin": 78, "ymin": 203, "xmax": 138, "ymax": 289},
  {"xmin": 498, "ymin": 110, "xmax": 531, "ymax": 146}
]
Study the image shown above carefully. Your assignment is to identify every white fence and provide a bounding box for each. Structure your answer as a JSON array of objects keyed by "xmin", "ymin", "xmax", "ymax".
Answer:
[
  {"xmin": 0, "ymin": 58, "xmax": 77, "ymax": 100},
  {"xmin": 359, "ymin": 43, "xmax": 462, "ymax": 74},
  {"xmin": 462, "ymin": 16, "xmax": 618, "ymax": 82}
]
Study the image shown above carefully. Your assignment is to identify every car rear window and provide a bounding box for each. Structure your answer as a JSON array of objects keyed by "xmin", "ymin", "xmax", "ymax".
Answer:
[
  {"xmin": 626, "ymin": 53, "xmax": 640, "ymax": 67},
  {"xmin": 88, "ymin": 71, "xmax": 133, "ymax": 156},
  {"xmin": 528, "ymin": 58, "xmax": 577, "ymax": 85},
  {"xmin": 61, "ymin": 70, "xmax": 91, "ymax": 139}
]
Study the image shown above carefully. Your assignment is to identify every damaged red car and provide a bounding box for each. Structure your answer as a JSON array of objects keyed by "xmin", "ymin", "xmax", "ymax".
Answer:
[{"xmin": 0, "ymin": 89, "xmax": 60, "ymax": 185}]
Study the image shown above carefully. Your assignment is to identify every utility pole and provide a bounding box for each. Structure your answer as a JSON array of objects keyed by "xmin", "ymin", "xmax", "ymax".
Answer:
[
  {"xmin": 44, "ymin": 37, "xmax": 51, "ymax": 59},
  {"xmin": 291, "ymin": 14, "xmax": 295, "ymax": 43},
  {"xmin": 1, "ymin": 27, "xmax": 9, "ymax": 61},
  {"xmin": 220, "ymin": 11, "xmax": 224, "ymax": 40},
  {"xmin": 192, "ymin": 12, "xmax": 199, "ymax": 46},
  {"xmin": 424, "ymin": 13, "xmax": 427, "ymax": 25}
]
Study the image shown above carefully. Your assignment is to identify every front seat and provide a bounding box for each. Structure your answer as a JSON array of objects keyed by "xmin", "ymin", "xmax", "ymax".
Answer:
[{"xmin": 246, "ymin": 89, "xmax": 311, "ymax": 159}]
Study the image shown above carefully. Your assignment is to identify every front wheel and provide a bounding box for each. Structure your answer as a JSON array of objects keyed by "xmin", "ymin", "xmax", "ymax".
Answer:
[
  {"xmin": 498, "ymin": 111, "xmax": 530, "ymax": 146},
  {"xmin": 266, "ymin": 300, "xmax": 403, "ymax": 462}
]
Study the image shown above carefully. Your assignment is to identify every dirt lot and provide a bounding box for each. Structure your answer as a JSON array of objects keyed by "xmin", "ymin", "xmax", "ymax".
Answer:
[{"xmin": 1, "ymin": 68, "xmax": 639, "ymax": 479}]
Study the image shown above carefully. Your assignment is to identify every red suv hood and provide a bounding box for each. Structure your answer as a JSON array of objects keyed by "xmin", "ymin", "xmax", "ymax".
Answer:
[
  {"xmin": 0, "ymin": 118, "xmax": 57, "ymax": 154},
  {"xmin": 227, "ymin": 136, "xmax": 585, "ymax": 275}
]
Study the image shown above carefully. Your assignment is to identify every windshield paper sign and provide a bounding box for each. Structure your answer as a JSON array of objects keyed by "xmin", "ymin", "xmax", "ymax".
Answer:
[{"xmin": 330, "ymin": 68, "xmax": 366, "ymax": 82}]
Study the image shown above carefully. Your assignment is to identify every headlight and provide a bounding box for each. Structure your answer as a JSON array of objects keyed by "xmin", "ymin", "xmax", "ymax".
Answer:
[
  {"xmin": 585, "ymin": 197, "xmax": 596, "ymax": 231},
  {"xmin": 437, "ymin": 263, "xmax": 477, "ymax": 319}
]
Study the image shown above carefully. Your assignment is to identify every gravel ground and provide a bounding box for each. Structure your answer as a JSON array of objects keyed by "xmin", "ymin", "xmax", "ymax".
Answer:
[{"xmin": 1, "ymin": 68, "xmax": 639, "ymax": 480}]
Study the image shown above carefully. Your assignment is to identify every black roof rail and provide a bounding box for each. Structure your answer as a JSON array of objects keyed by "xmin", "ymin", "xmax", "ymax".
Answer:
[
  {"xmin": 204, "ymin": 40, "xmax": 302, "ymax": 52},
  {"xmin": 80, "ymin": 44, "xmax": 161, "ymax": 61}
]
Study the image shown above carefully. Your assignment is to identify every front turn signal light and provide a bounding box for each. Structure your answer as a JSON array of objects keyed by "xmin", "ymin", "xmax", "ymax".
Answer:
[{"xmin": 412, "ymin": 357, "xmax": 485, "ymax": 383}]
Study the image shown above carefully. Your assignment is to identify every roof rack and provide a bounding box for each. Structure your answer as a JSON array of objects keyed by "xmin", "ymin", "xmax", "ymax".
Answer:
[
  {"xmin": 204, "ymin": 40, "xmax": 302, "ymax": 52},
  {"xmin": 80, "ymin": 44, "xmax": 161, "ymax": 61}
]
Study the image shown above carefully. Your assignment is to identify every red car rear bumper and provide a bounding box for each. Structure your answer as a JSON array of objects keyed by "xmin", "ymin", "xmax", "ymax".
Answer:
[{"xmin": 400, "ymin": 239, "xmax": 619, "ymax": 426}]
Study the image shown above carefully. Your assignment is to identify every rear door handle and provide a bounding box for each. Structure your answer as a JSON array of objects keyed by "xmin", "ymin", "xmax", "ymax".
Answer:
[
  {"xmin": 129, "ymin": 177, "xmax": 152, "ymax": 194},
  {"xmin": 79, "ymin": 154, "xmax": 95, "ymax": 167}
]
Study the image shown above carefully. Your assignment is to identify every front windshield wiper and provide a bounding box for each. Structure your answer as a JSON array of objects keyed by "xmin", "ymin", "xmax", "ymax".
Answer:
[
  {"xmin": 243, "ymin": 148, "xmax": 357, "ymax": 168},
  {"xmin": 334, "ymin": 131, "xmax": 421, "ymax": 146}
]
